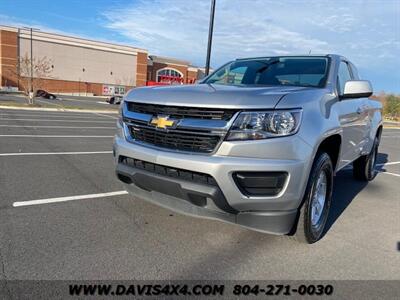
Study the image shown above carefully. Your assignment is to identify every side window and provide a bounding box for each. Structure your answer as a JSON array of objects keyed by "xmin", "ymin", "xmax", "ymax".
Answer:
[{"xmin": 337, "ymin": 61, "xmax": 352, "ymax": 95}]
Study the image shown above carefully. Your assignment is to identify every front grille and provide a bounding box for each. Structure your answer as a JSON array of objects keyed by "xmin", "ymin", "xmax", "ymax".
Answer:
[
  {"xmin": 129, "ymin": 125, "xmax": 220, "ymax": 153},
  {"xmin": 119, "ymin": 155, "xmax": 217, "ymax": 186},
  {"xmin": 127, "ymin": 102, "xmax": 237, "ymax": 120}
]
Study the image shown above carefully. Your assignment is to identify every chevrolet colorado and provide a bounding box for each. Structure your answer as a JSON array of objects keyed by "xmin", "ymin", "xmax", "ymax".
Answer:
[{"xmin": 114, "ymin": 55, "xmax": 382, "ymax": 243}]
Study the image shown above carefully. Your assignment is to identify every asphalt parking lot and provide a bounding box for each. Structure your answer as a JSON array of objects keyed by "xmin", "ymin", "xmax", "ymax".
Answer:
[{"xmin": 0, "ymin": 107, "xmax": 399, "ymax": 280}]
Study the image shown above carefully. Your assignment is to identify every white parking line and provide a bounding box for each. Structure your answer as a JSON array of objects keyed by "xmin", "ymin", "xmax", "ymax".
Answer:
[
  {"xmin": 376, "ymin": 161, "xmax": 400, "ymax": 167},
  {"xmin": 376, "ymin": 161, "xmax": 400, "ymax": 177},
  {"xmin": 341, "ymin": 161, "xmax": 400, "ymax": 170},
  {"xmin": 91, "ymin": 112, "xmax": 118, "ymax": 120},
  {"xmin": 0, "ymin": 118, "xmax": 114, "ymax": 123},
  {"xmin": 0, "ymin": 125, "xmax": 115, "ymax": 129},
  {"xmin": 13, "ymin": 191, "xmax": 128, "ymax": 207},
  {"xmin": 0, "ymin": 151, "xmax": 112, "ymax": 156},
  {"xmin": 379, "ymin": 171, "xmax": 400, "ymax": 177},
  {"xmin": 0, "ymin": 135, "xmax": 113, "ymax": 138}
]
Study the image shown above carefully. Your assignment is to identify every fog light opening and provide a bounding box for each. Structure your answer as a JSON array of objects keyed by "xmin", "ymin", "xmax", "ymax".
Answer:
[
  {"xmin": 233, "ymin": 171, "xmax": 287, "ymax": 197},
  {"xmin": 117, "ymin": 173, "xmax": 132, "ymax": 184}
]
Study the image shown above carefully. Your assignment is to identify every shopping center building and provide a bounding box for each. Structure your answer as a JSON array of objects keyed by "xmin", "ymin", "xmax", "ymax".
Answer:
[{"xmin": 0, "ymin": 25, "xmax": 206, "ymax": 96}]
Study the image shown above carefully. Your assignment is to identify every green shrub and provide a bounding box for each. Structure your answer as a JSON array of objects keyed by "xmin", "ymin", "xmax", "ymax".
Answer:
[{"xmin": 383, "ymin": 94, "xmax": 400, "ymax": 120}]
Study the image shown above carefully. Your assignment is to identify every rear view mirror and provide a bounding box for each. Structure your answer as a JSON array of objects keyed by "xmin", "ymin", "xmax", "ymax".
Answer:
[{"xmin": 342, "ymin": 80, "xmax": 373, "ymax": 99}]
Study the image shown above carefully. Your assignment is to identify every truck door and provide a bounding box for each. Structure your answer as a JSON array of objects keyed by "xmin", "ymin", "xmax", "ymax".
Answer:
[
  {"xmin": 349, "ymin": 62, "xmax": 371, "ymax": 155},
  {"xmin": 336, "ymin": 60, "xmax": 366, "ymax": 167}
]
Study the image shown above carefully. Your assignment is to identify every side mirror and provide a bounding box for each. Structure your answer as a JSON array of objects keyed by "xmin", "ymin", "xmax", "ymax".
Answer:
[{"xmin": 342, "ymin": 80, "xmax": 373, "ymax": 99}]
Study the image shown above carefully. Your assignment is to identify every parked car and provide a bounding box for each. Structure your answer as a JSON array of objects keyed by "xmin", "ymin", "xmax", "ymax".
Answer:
[
  {"xmin": 107, "ymin": 95, "xmax": 123, "ymax": 105},
  {"xmin": 114, "ymin": 54, "xmax": 382, "ymax": 243},
  {"xmin": 35, "ymin": 89, "xmax": 57, "ymax": 99}
]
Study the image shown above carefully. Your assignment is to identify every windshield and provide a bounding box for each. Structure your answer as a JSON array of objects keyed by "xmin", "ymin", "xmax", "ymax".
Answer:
[{"xmin": 204, "ymin": 56, "xmax": 329, "ymax": 88}]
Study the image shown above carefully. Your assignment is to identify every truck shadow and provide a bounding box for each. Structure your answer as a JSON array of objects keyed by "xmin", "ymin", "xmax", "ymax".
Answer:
[{"xmin": 324, "ymin": 152, "xmax": 388, "ymax": 233}]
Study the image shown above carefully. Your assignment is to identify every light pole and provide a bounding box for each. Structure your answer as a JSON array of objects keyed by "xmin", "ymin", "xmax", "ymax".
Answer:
[
  {"xmin": 205, "ymin": 0, "xmax": 216, "ymax": 76},
  {"xmin": 17, "ymin": 28, "xmax": 20, "ymax": 90},
  {"xmin": 30, "ymin": 28, "xmax": 33, "ymax": 93},
  {"xmin": 22, "ymin": 27, "xmax": 40, "ymax": 101}
]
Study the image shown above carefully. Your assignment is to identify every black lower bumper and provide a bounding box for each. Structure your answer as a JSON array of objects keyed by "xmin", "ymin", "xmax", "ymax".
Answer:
[{"xmin": 116, "ymin": 162, "xmax": 298, "ymax": 235}]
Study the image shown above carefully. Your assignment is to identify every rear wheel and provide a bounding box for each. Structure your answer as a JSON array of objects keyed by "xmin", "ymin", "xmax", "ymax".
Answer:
[
  {"xmin": 353, "ymin": 137, "xmax": 379, "ymax": 181},
  {"xmin": 293, "ymin": 152, "xmax": 333, "ymax": 244}
]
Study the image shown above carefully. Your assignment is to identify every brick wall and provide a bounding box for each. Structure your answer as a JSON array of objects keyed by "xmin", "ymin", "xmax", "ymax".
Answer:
[
  {"xmin": 0, "ymin": 29, "xmax": 18, "ymax": 87},
  {"xmin": 149, "ymin": 62, "xmax": 199, "ymax": 84},
  {"xmin": 187, "ymin": 70, "xmax": 198, "ymax": 83},
  {"xmin": 136, "ymin": 52, "xmax": 148, "ymax": 87}
]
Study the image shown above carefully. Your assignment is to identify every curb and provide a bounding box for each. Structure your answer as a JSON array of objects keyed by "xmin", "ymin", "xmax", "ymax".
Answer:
[{"xmin": 0, "ymin": 105, "xmax": 118, "ymax": 114}]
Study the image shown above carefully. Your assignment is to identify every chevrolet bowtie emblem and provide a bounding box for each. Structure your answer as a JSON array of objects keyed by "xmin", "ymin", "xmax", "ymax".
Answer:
[{"xmin": 150, "ymin": 116, "xmax": 175, "ymax": 129}]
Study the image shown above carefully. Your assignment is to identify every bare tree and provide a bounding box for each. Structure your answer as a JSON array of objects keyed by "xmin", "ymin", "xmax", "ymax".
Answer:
[
  {"xmin": 33, "ymin": 56, "xmax": 53, "ymax": 93},
  {"xmin": 8, "ymin": 54, "xmax": 53, "ymax": 103}
]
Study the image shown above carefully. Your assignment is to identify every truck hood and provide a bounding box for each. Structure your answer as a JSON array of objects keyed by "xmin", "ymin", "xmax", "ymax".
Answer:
[{"xmin": 125, "ymin": 84, "xmax": 314, "ymax": 109}]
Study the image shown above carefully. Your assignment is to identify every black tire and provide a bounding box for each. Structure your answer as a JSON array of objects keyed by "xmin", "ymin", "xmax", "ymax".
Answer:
[
  {"xmin": 353, "ymin": 137, "xmax": 379, "ymax": 181},
  {"xmin": 293, "ymin": 152, "xmax": 333, "ymax": 244}
]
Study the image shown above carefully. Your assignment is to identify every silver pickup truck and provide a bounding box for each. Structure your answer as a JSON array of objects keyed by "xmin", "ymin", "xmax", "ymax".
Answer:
[{"xmin": 114, "ymin": 54, "xmax": 382, "ymax": 243}]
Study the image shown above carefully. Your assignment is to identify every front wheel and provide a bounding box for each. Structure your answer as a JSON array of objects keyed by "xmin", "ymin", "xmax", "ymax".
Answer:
[{"xmin": 293, "ymin": 152, "xmax": 333, "ymax": 244}]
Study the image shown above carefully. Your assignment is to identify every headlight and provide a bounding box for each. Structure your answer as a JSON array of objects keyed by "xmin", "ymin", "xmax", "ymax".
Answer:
[{"xmin": 226, "ymin": 109, "xmax": 302, "ymax": 141}]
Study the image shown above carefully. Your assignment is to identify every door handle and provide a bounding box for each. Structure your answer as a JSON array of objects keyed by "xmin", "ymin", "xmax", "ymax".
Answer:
[{"xmin": 356, "ymin": 107, "xmax": 364, "ymax": 114}]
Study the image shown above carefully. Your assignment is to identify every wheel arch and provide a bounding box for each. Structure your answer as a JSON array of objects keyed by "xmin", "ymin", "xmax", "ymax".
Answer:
[
  {"xmin": 376, "ymin": 125, "xmax": 383, "ymax": 141},
  {"xmin": 296, "ymin": 132, "xmax": 342, "ymax": 210},
  {"xmin": 289, "ymin": 133, "xmax": 341, "ymax": 234},
  {"xmin": 315, "ymin": 134, "xmax": 342, "ymax": 173}
]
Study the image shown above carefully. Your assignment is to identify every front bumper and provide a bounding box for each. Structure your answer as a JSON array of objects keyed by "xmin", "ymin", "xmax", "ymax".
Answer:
[
  {"xmin": 114, "ymin": 134, "xmax": 314, "ymax": 235},
  {"xmin": 116, "ymin": 162, "xmax": 298, "ymax": 235}
]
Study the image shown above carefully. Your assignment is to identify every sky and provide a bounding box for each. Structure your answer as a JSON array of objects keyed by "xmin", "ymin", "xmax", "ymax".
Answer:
[{"xmin": 0, "ymin": 0, "xmax": 399, "ymax": 93}]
